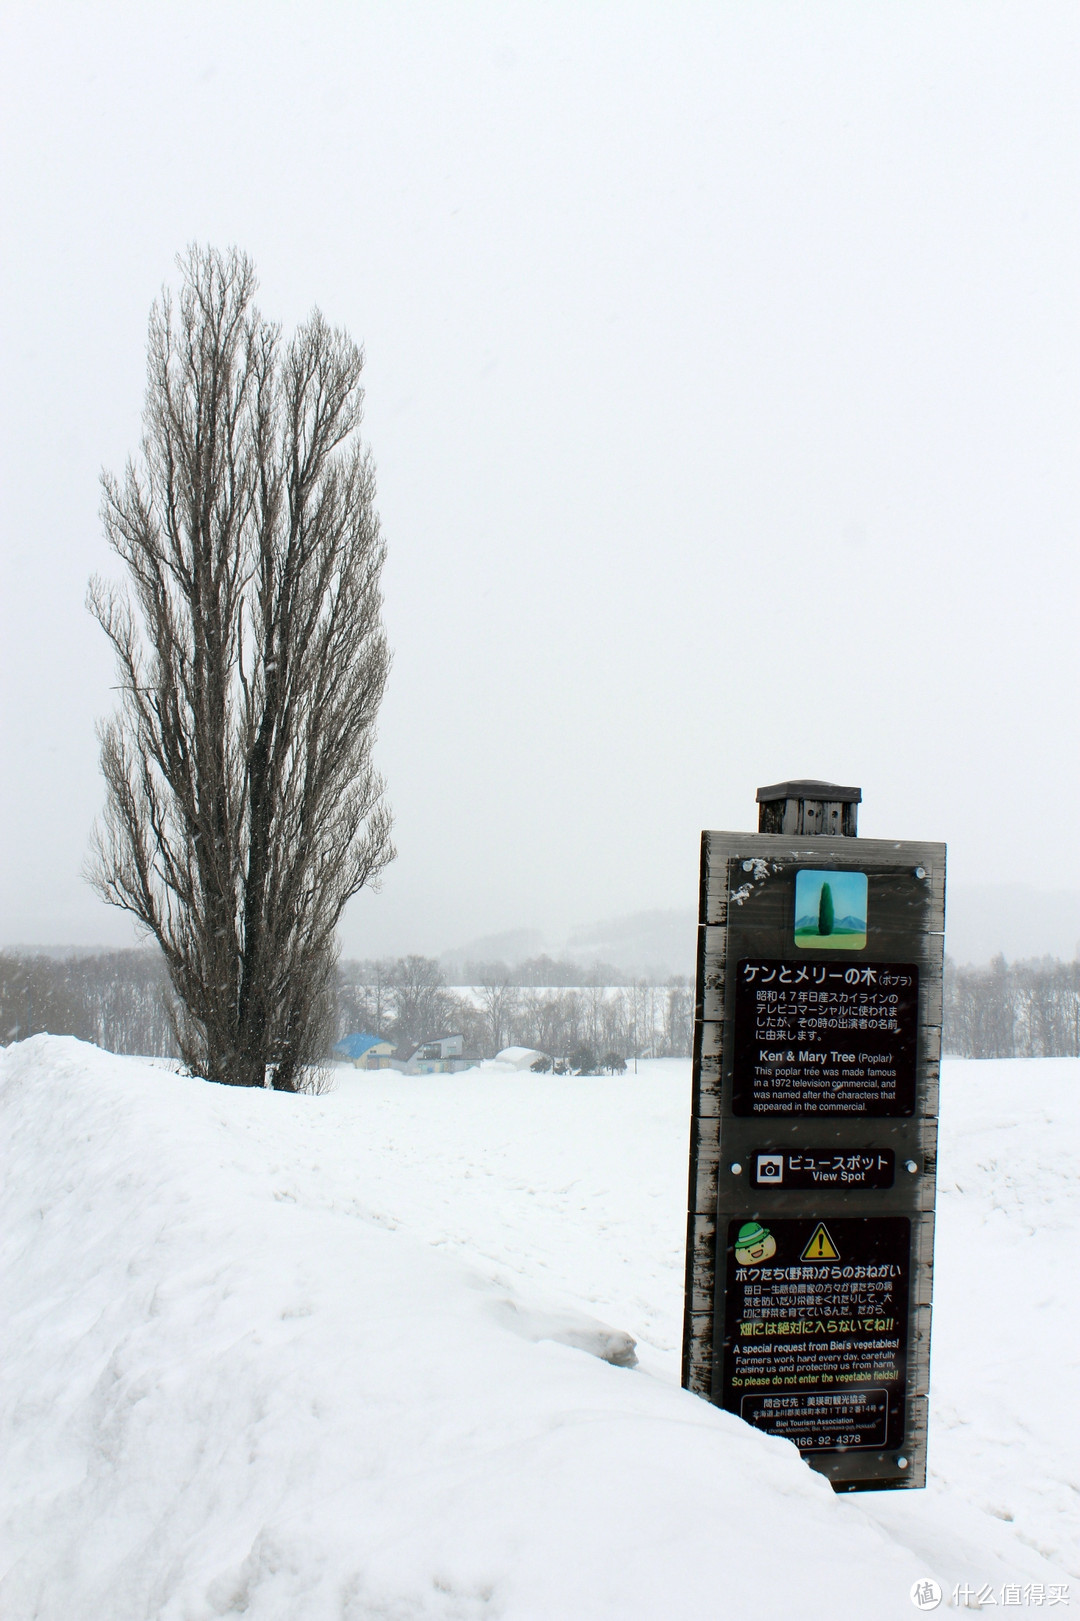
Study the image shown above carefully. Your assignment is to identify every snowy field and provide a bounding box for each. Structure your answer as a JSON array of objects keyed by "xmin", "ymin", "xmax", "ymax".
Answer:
[{"xmin": 1, "ymin": 1039, "xmax": 1077, "ymax": 1619}]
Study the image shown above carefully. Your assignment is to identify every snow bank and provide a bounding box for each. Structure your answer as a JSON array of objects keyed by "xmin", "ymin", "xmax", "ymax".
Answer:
[
  {"xmin": 0, "ymin": 1040, "xmax": 1075, "ymax": 1618},
  {"xmin": 877, "ymin": 1059, "xmax": 1080, "ymax": 1583}
]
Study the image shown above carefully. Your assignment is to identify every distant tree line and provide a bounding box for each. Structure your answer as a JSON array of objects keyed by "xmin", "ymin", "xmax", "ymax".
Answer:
[
  {"xmin": 336, "ymin": 956, "xmax": 694, "ymax": 1063},
  {"xmin": 0, "ymin": 949, "xmax": 694, "ymax": 1067},
  {"xmin": 943, "ymin": 955, "xmax": 1080, "ymax": 1058},
  {"xmin": 0, "ymin": 951, "xmax": 175, "ymax": 1056},
  {"xmin": 17, "ymin": 944, "xmax": 1077, "ymax": 1066}
]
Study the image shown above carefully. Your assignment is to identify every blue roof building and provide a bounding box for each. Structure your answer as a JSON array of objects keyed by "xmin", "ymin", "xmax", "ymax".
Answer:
[{"xmin": 332, "ymin": 1033, "xmax": 393, "ymax": 1062}]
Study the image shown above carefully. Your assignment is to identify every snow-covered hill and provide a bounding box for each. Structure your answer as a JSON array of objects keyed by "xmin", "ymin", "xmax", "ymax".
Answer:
[{"xmin": 1, "ymin": 1039, "xmax": 1076, "ymax": 1619}]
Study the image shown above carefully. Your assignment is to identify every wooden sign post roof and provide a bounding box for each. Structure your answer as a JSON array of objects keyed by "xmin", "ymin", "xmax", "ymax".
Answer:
[{"xmin": 756, "ymin": 780, "xmax": 862, "ymax": 838}]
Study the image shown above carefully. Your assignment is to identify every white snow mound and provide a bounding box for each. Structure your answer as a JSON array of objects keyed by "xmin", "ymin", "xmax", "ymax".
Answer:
[{"xmin": 1, "ymin": 1039, "xmax": 1075, "ymax": 1619}]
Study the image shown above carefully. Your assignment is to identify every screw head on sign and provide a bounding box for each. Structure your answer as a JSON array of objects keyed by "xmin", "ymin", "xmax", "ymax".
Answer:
[
  {"xmin": 730, "ymin": 1162, "xmax": 742, "ymax": 1175},
  {"xmin": 905, "ymin": 1160, "xmax": 919, "ymax": 1173}
]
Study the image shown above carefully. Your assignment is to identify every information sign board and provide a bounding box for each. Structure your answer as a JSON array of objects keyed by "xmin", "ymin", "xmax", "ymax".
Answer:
[
  {"xmin": 732, "ymin": 958, "xmax": 919, "ymax": 1116},
  {"xmin": 681, "ymin": 792, "xmax": 944, "ymax": 1492},
  {"xmin": 722, "ymin": 1215, "xmax": 910, "ymax": 1456},
  {"xmin": 749, "ymin": 1149, "xmax": 895, "ymax": 1190}
]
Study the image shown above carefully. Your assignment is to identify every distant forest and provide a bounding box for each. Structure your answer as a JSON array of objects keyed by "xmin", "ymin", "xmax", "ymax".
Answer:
[
  {"xmin": 943, "ymin": 956, "xmax": 1080, "ymax": 1059},
  {"xmin": 3, "ymin": 948, "xmax": 1078, "ymax": 1064},
  {"xmin": 0, "ymin": 950, "xmax": 693, "ymax": 1064}
]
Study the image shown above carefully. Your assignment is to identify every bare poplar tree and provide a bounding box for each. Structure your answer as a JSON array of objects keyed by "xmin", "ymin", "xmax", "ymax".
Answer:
[{"xmin": 89, "ymin": 246, "xmax": 394, "ymax": 1089}]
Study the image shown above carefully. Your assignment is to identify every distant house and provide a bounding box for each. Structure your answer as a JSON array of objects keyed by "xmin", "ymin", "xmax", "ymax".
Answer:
[
  {"xmin": 399, "ymin": 1033, "xmax": 481, "ymax": 1075},
  {"xmin": 332, "ymin": 1033, "xmax": 397, "ymax": 1070}
]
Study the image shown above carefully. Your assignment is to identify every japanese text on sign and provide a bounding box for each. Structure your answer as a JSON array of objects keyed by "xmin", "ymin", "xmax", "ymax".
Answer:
[
  {"xmin": 722, "ymin": 1217, "xmax": 910, "ymax": 1453},
  {"xmin": 751, "ymin": 1149, "xmax": 895, "ymax": 1189},
  {"xmin": 732, "ymin": 959, "xmax": 919, "ymax": 1116}
]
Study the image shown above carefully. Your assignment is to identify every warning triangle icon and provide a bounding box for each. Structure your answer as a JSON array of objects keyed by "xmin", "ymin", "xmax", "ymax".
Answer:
[{"xmin": 801, "ymin": 1223, "xmax": 840, "ymax": 1262}]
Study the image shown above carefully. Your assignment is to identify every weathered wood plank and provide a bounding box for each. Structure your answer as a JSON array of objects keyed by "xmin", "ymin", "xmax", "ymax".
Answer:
[
  {"xmin": 691, "ymin": 1137, "xmax": 721, "ymax": 1212},
  {"xmin": 683, "ymin": 1311, "xmax": 715, "ymax": 1395},
  {"xmin": 703, "ymin": 832, "xmax": 947, "ymax": 937}
]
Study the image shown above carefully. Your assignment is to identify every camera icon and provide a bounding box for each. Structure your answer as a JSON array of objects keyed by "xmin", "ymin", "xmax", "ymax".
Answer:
[{"xmin": 756, "ymin": 1154, "xmax": 784, "ymax": 1183}]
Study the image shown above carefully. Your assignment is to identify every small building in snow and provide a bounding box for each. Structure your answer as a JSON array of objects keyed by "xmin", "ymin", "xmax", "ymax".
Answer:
[
  {"xmin": 332, "ymin": 1033, "xmax": 397, "ymax": 1070},
  {"xmin": 400, "ymin": 1034, "xmax": 480, "ymax": 1075}
]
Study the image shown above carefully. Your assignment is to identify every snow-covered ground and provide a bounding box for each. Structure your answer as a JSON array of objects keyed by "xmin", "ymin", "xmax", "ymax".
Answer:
[{"xmin": 1, "ymin": 1039, "xmax": 1076, "ymax": 1619}]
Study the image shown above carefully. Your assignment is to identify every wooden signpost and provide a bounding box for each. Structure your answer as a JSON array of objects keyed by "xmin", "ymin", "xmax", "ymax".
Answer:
[{"xmin": 682, "ymin": 781, "xmax": 945, "ymax": 1491}]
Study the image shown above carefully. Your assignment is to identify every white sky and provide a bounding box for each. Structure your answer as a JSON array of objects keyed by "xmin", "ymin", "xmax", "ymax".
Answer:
[{"xmin": 2, "ymin": 2, "xmax": 1079, "ymax": 957}]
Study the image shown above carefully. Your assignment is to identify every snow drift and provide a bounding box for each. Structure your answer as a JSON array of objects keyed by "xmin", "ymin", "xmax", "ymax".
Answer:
[{"xmin": 0, "ymin": 1038, "xmax": 1075, "ymax": 1619}]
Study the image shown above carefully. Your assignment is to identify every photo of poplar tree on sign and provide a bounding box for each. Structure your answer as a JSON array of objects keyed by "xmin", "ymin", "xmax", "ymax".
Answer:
[{"xmin": 793, "ymin": 869, "xmax": 868, "ymax": 950}]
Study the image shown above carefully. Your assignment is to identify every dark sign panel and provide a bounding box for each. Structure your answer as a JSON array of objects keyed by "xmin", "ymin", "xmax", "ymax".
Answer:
[
  {"xmin": 721, "ymin": 1216, "xmax": 910, "ymax": 1455},
  {"xmin": 732, "ymin": 958, "xmax": 919, "ymax": 1116},
  {"xmin": 682, "ymin": 810, "xmax": 944, "ymax": 1493},
  {"xmin": 750, "ymin": 1149, "xmax": 895, "ymax": 1190}
]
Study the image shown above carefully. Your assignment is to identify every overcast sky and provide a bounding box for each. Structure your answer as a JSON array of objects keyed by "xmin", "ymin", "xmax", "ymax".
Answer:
[{"xmin": 2, "ymin": 2, "xmax": 1079, "ymax": 958}]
